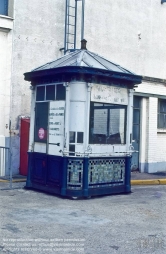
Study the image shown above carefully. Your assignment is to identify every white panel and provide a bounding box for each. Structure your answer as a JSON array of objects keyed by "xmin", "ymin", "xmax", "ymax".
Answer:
[
  {"xmin": 70, "ymin": 82, "xmax": 87, "ymax": 101},
  {"xmin": 48, "ymin": 101, "xmax": 65, "ymax": 155},
  {"xmin": 34, "ymin": 143, "xmax": 46, "ymax": 153},
  {"xmin": 48, "ymin": 144, "xmax": 63, "ymax": 156},
  {"xmin": 89, "ymin": 144, "xmax": 127, "ymax": 157},
  {"xmin": 0, "ymin": 31, "xmax": 8, "ymax": 136},
  {"xmin": 75, "ymin": 144, "xmax": 84, "ymax": 156},
  {"xmin": 91, "ymin": 84, "xmax": 128, "ymax": 105},
  {"xmin": 70, "ymin": 101, "xmax": 85, "ymax": 132}
]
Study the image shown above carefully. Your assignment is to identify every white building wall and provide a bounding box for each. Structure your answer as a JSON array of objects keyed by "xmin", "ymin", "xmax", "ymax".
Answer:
[
  {"xmin": 135, "ymin": 80, "xmax": 166, "ymax": 173},
  {"xmin": 9, "ymin": 0, "xmax": 65, "ymax": 174},
  {"xmin": 0, "ymin": 13, "xmax": 13, "ymax": 176},
  {"xmin": 0, "ymin": 16, "xmax": 13, "ymax": 138},
  {"xmin": 85, "ymin": 0, "xmax": 166, "ymax": 79}
]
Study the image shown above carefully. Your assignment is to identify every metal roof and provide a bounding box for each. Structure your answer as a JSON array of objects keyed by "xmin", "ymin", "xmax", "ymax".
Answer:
[{"xmin": 32, "ymin": 49, "xmax": 134, "ymax": 75}]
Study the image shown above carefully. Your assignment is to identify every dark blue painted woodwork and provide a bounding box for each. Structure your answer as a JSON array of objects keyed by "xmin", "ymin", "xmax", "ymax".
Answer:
[
  {"xmin": 125, "ymin": 156, "xmax": 131, "ymax": 193},
  {"xmin": 47, "ymin": 156, "xmax": 62, "ymax": 186},
  {"xmin": 26, "ymin": 152, "xmax": 131, "ymax": 198},
  {"xmin": 33, "ymin": 153, "xmax": 47, "ymax": 184},
  {"xmin": 0, "ymin": 0, "xmax": 8, "ymax": 15},
  {"xmin": 83, "ymin": 157, "xmax": 89, "ymax": 197},
  {"xmin": 24, "ymin": 66, "xmax": 142, "ymax": 87}
]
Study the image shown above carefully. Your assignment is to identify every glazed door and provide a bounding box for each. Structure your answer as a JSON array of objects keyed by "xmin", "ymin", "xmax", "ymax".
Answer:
[{"xmin": 131, "ymin": 96, "xmax": 141, "ymax": 171}]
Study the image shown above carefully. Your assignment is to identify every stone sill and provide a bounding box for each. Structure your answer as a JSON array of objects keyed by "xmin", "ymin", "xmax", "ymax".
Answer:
[
  {"xmin": 0, "ymin": 15, "xmax": 13, "ymax": 31},
  {"xmin": 157, "ymin": 129, "xmax": 166, "ymax": 133}
]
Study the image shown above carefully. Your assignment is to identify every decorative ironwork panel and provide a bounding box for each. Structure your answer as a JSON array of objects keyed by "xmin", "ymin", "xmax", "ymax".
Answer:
[
  {"xmin": 67, "ymin": 159, "xmax": 84, "ymax": 190},
  {"xmin": 88, "ymin": 158, "xmax": 125, "ymax": 188}
]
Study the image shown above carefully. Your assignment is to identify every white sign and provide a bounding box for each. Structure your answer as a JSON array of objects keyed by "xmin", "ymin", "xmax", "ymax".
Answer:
[
  {"xmin": 48, "ymin": 101, "xmax": 65, "ymax": 156},
  {"xmin": 91, "ymin": 84, "xmax": 128, "ymax": 105}
]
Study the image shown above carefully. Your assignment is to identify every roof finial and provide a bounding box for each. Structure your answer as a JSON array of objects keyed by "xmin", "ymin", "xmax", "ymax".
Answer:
[{"xmin": 81, "ymin": 39, "xmax": 87, "ymax": 50}]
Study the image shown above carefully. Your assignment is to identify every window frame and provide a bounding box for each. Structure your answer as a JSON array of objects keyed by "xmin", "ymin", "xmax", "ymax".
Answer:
[
  {"xmin": 158, "ymin": 99, "xmax": 166, "ymax": 129},
  {"xmin": 0, "ymin": 0, "xmax": 8, "ymax": 16},
  {"xmin": 35, "ymin": 83, "xmax": 66, "ymax": 102},
  {"xmin": 89, "ymin": 102, "xmax": 127, "ymax": 145},
  {"xmin": 34, "ymin": 83, "xmax": 66, "ymax": 144}
]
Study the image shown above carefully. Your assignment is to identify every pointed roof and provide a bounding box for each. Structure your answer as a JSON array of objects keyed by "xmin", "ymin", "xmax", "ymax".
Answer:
[
  {"xmin": 24, "ymin": 47, "xmax": 142, "ymax": 86},
  {"xmin": 32, "ymin": 49, "xmax": 134, "ymax": 75}
]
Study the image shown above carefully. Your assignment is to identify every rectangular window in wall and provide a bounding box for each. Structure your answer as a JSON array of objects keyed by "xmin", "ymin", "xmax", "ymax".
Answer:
[
  {"xmin": 89, "ymin": 102, "xmax": 126, "ymax": 144},
  {"xmin": 56, "ymin": 84, "xmax": 66, "ymax": 100},
  {"xmin": 36, "ymin": 84, "xmax": 65, "ymax": 101},
  {"xmin": 158, "ymin": 99, "xmax": 166, "ymax": 128},
  {"xmin": 0, "ymin": 0, "xmax": 8, "ymax": 15},
  {"xmin": 36, "ymin": 86, "xmax": 45, "ymax": 101},
  {"xmin": 34, "ymin": 102, "xmax": 48, "ymax": 143}
]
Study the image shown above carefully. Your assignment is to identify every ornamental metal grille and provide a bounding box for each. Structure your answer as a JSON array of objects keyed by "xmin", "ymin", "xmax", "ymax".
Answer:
[
  {"xmin": 67, "ymin": 159, "xmax": 83, "ymax": 190},
  {"xmin": 88, "ymin": 158, "xmax": 125, "ymax": 188}
]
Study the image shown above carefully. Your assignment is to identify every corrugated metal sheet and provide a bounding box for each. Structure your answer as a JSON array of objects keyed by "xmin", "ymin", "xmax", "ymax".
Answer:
[{"xmin": 32, "ymin": 49, "xmax": 134, "ymax": 75}]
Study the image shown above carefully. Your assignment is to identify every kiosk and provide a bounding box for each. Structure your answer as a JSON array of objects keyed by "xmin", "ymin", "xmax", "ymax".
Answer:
[{"xmin": 24, "ymin": 40, "xmax": 142, "ymax": 198}]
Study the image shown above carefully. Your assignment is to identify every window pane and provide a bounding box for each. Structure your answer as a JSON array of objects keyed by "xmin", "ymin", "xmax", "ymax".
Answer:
[
  {"xmin": 133, "ymin": 96, "xmax": 141, "ymax": 108},
  {"xmin": 160, "ymin": 100, "xmax": 166, "ymax": 113},
  {"xmin": 36, "ymin": 86, "xmax": 45, "ymax": 101},
  {"xmin": 34, "ymin": 102, "xmax": 48, "ymax": 143},
  {"xmin": 46, "ymin": 85, "xmax": 55, "ymax": 100},
  {"xmin": 69, "ymin": 132, "xmax": 75, "ymax": 143},
  {"xmin": 77, "ymin": 132, "xmax": 83, "ymax": 143},
  {"xmin": 158, "ymin": 113, "xmax": 165, "ymax": 128},
  {"xmin": 56, "ymin": 84, "xmax": 66, "ymax": 100},
  {"xmin": 92, "ymin": 109, "xmax": 107, "ymax": 144},
  {"xmin": 69, "ymin": 144, "xmax": 75, "ymax": 156},
  {"xmin": 0, "ymin": 0, "xmax": 8, "ymax": 15},
  {"xmin": 133, "ymin": 109, "xmax": 140, "ymax": 124},
  {"xmin": 108, "ymin": 108, "xmax": 125, "ymax": 144},
  {"xmin": 133, "ymin": 125, "xmax": 139, "ymax": 141}
]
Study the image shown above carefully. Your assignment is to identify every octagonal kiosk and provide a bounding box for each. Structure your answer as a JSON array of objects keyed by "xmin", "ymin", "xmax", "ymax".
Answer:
[{"xmin": 24, "ymin": 41, "xmax": 142, "ymax": 198}]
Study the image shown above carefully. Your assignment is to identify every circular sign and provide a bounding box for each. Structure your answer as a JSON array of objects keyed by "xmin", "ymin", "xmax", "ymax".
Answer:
[{"xmin": 38, "ymin": 128, "xmax": 45, "ymax": 139}]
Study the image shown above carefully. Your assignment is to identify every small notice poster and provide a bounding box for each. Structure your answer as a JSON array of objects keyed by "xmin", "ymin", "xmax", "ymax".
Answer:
[
  {"xmin": 91, "ymin": 84, "xmax": 128, "ymax": 105},
  {"xmin": 48, "ymin": 101, "xmax": 65, "ymax": 156}
]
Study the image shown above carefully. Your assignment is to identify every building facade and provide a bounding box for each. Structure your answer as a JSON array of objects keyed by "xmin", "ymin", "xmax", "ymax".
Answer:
[{"xmin": 0, "ymin": 0, "xmax": 166, "ymax": 175}]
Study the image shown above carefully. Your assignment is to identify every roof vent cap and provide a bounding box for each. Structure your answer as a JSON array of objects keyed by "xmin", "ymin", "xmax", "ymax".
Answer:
[{"xmin": 81, "ymin": 39, "xmax": 87, "ymax": 50}]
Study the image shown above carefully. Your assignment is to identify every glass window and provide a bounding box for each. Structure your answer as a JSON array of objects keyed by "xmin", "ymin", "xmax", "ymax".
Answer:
[
  {"xmin": 69, "ymin": 132, "xmax": 75, "ymax": 143},
  {"xmin": 46, "ymin": 85, "xmax": 55, "ymax": 100},
  {"xmin": 34, "ymin": 102, "xmax": 48, "ymax": 143},
  {"xmin": 69, "ymin": 144, "xmax": 75, "ymax": 156},
  {"xmin": 56, "ymin": 84, "xmax": 66, "ymax": 100},
  {"xmin": 0, "ymin": 0, "xmax": 8, "ymax": 15},
  {"xmin": 158, "ymin": 99, "xmax": 166, "ymax": 128},
  {"xmin": 77, "ymin": 132, "xmax": 84, "ymax": 143},
  {"xmin": 36, "ymin": 86, "xmax": 45, "ymax": 101},
  {"xmin": 89, "ymin": 102, "xmax": 126, "ymax": 144}
]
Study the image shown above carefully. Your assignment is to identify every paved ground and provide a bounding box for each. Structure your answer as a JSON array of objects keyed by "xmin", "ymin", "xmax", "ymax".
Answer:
[
  {"xmin": 0, "ymin": 182, "xmax": 166, "ymax": 254},
  {"xmin": 131, "ymin": 171, "xmax": 166, "ymax": 180},
  {"xmin": 1, "ymin": 171, "xmax": 166, "ymax": 182}
]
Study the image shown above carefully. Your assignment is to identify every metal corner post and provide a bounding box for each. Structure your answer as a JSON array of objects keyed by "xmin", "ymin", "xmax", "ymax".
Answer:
[
  {"xmin": 83, "ymin": 157, "xmax": 89, "ymax": 197},
  {"xmin": 61, "ymin": 157, "xmax": 68, "ymax": 196},
  {"xmin": 125, "ymin": 156, "xmax": 131, "ymax": 193}
]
